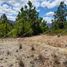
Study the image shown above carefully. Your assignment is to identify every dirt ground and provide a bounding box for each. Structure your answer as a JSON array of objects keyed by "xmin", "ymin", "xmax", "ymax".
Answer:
[
  {"xmin": 1, "ymin": 35, "xmax": 67, "ymax": 48},
  {"xmin": 0, "ymin": 35, "xmax": 67, "ymax": 67}
]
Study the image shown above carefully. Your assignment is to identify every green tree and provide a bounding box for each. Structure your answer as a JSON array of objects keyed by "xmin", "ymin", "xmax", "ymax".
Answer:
[
  {"xmin": 0, "ymin": 14, "xmax": 13, "ymax": 37},
  {"xmin": 10, "ymin": 1, "xmax": 48, "ymax": 37},
  {"xmin": 52, "ymin": 2, "xmax": 67, "ymax": 30}
]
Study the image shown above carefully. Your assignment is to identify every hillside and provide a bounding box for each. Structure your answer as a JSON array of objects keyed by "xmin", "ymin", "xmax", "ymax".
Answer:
[{"xmin": 0, "ymin": 35, "xmax": 67, "ymax": 67}]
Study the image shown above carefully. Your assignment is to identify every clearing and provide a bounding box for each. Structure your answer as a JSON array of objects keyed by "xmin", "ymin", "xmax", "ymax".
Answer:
[{"xmin": 0, "ymin": 35, "xmax": 67, "ymax": 67}]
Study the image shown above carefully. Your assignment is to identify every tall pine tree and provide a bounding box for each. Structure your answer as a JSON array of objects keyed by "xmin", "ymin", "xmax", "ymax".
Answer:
[
  {"xmin": 52, "ymin": 2, "xmax": 67, "ymax": 29},
  {"xmin": 9, "ymin": 1, "xmax": 48, "ymax": 37}
]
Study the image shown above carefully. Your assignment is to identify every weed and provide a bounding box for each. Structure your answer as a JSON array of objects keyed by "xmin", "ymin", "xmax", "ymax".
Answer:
[
  {"xmin": 18, "ymin": 59, "xmax": 24, "ymax": 67},
  {"xmin": 31, "ymin": 46, "xmax": 35, "ymax": 51},
  {"xmin": 19, "ymin": 44, "xmax": 22, "ymax": 49}
]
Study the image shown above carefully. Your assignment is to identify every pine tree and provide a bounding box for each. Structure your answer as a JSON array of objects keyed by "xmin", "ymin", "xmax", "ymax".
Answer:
[
  {"xmin": 52, "ymin": 2, "xmax": 67, "ymax": 29},
  {"xmin": 0, "ymin": 14, "xmax": 12, "ymax": 37},
  {"xmin": 9, "ymin": 1, "xmax": 48, "ymax": 37}
]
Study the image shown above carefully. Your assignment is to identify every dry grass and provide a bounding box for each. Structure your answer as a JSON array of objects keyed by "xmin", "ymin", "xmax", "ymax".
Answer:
[
  {"xmin": 0, "ymin": 35, "xmax": 67, "ymax": 67},
  {"xmin": 15, "ymin": 35, "xmax": 67, "ymax": 48}
]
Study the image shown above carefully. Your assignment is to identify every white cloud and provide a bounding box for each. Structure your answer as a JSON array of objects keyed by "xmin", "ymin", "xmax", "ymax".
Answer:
[
  {"xmin": 43, "ymin": 16, "xmax": 53, "ymax": 23},
  {"xmin": 43, "ymin": 11, "xmax": 54, "ymax": 23},
  {"xmin": 0, "ymin": 0, "xmax": 67, "ymax": 21},
  {"xmin": 2, "ymin": 4, "xmax": 9, "ymax": 9},
  {"xmin": 0, "ymin": 0, "xmax": 40, "ymax": 21},
  {"xmin": 41, "ymin": 0, "xmax": 67, "ymax": 9},
  {"xmin": 7, "ymin": 15, "xmax": 16, "ymax": 21},
  {"xmin": 65, "ymin": 0, "xmax": 67, "ymax": 5},
  {"xmin": 45, "ymin": 12, "xmax": 54, "ymax": 16},
  {"xmin": 31, "ymin": 0, "xmax": 40, "ymax": 8}
]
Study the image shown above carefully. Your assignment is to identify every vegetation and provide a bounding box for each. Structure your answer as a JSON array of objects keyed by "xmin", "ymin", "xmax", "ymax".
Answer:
[
  {"xmin": 0, "ymin": 14, "xmax": 13, "ymax": 37},
  {"xmin": 18, "ymin": 59, "xmax": 25, "ymax": 67},
  {"xmin": 6, "ymin": 1, "xmax": 48, "ymax": 37},
  {"xmin": 51, "ymin": 2, "xmax": 67, "ymax": 35},
  {"xmin": 0, "ymin": 1, "xmax": 67, "ymax": 38}
]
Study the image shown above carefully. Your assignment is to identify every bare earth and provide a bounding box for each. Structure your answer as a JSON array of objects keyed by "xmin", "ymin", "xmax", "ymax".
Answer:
[{"xmin": 0, "ymin": 35, "xmax": 67, "ymax": 67}]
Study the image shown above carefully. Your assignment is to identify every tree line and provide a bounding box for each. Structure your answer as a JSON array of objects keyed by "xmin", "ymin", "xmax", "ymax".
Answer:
[{"xmin": 0, "ymin": 1, "xmax": 67, "ymax": 38}]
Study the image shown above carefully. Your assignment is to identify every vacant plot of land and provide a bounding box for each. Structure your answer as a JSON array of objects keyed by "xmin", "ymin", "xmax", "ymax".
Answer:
[
  {"xmin": 0, "ymin": 35, "xmax": 67, "ymax": 48},
  {"xmin": 0, "ymin": 35, "xmax": 67, "ymax": 67}
]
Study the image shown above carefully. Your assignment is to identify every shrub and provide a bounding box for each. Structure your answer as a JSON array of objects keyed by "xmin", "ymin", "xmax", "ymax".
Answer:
[
  {"xmin": 18, "ymin": 59, "xmax": 24, "ymax": 67},
  {"xmin": 31, "ymin": 46, "xmax": 35, "ymax": 51},
  {"xmin": 19, "ymin": 44, "xmax": 22, "ymax": 49}
]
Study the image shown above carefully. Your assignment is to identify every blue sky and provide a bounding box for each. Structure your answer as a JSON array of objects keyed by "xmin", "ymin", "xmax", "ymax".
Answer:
[{"xmin": 0, "ymin": 0, "xmax": 67, "ymax": 23}]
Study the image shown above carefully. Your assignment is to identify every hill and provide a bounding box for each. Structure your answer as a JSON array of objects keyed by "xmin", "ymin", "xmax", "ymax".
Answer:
[{"xmin": 0, "ymin": 35, "xmax": 67, "ymax": 67}]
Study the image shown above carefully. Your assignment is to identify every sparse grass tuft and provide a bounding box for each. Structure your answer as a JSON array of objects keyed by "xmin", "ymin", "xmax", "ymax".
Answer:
[
  {"xmin": 57, "ymin": 34, "xmax": 61, "ymax": 37},
  {"xmin": 18, "ymin": 59, "xmax": 24, "ymax": 67},
  {"xmin": 31, "ymin": 46, "xmax": 35, "ymax": 51},
  {"xmin": 38, "ymin": 54, "xmax": 45, "ymax": 64},
  {"xmin": 7, "ymin": 51, "xmax": 10, "ymax": 55},
  {"xmin": 19, "ymin": 44, "xmax": 22, "ymax": 49}
]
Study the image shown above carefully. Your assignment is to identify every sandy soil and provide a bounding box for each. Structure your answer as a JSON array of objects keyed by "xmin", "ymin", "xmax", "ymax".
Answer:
[{"xmin": 0, "ymin": 35, "xmax": 67, "ymax": 67}]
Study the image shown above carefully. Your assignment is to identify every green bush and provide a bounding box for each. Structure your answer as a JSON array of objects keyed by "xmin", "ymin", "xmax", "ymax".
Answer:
[{"xmin": 8, "ymin": 29, "xmax": 18, "ymax": 37}]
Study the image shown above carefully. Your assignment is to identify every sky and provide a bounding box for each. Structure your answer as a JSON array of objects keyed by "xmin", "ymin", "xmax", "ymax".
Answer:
[{"xmin": 0, "ymin": 0, "xmax": 67, "ymax": 23}]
